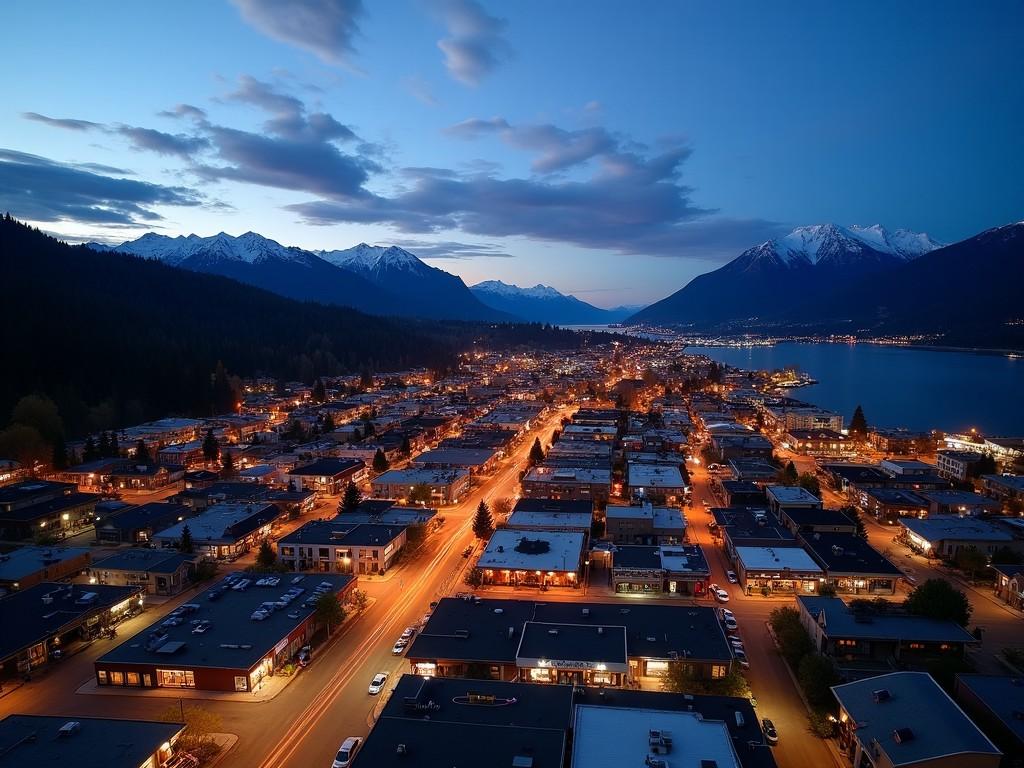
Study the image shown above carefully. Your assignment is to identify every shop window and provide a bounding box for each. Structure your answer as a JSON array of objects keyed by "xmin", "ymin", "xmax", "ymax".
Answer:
[
  {"xmin": 142, "ymin": 674, "xmax": 152, "ymax": 687},
  {"xmin": 126, "ymin": 672, "xmax": 140, "ymax": 686},
  {"xmin": 110, "ymin": 671, "xmax": 124, "ymax": 685},
  {"xmin": 712, "ymin": 665, "xmax": 727, "ymax": 679},
  {"xmin": 235, "ymin": 676, "xmax": 248, "ymax": 691},
  {"xmin": 907, "ymin": 642, "xmax": 925, "ymax": 650},
  {"xmin": 158, "ymin": 669, "xmax": 195, "ymax": 688},
  {"xmin": 97, "ymin": 670, "xmax": 108, "ymax": 685}
]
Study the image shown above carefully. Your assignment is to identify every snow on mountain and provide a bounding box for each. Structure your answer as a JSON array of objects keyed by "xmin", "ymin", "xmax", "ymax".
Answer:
[
  {"xmin": 93, "ymin": 231, "xmax": 311, "ymax": 267},
  {"xmin": 318, "ymin": 243, "xmax": 427, "ymax": 276},
  {"xmin": 472, "ymin": 280, "xmax": 565, "ymax": 300}
]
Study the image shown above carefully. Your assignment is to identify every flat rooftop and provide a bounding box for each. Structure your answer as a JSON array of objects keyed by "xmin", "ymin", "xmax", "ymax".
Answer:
[
  {"xmin": 372, "ymin": 468, "xmax": 469, "ymax": 485},
  {"xmin": 800, "ymin": 533, "xmax": 903, "ymax": 576},
  {"xmin": 955, "ymin": 674, "xmax": 1024, "ymax": 747},
  {"xmin": 627, "ymin": 463, "xmax": 687, "ymax": 488},
  {"xmin": 765, "ymin": 485, "xmax": 821, "ymax": 505},
  {"xmin": 516, "ymin": 622, "xmax": 628, "ymax": 670},
  {"xmin": 573, "ymin": 705, "xmax": 741, "ymax": 768},
  {"xmin": 97, "ymin": 572, "xmax": 352, "ymax": 672},
  {"xmin": 735, "ymin": 546, "xmax": 823, "ymax": 573},
  {"xmin": 411, "ymin": 448, "xmax": 496, "ymax": 466},
  {"xmin": 613, "ymin": 545, "xmax": 710, "ymax": 575},
  {"xmin": 506, "ymin": 509, "xmax": 593, "ymax": 531},
  {"xmin": 153, "ymin": 501, "xmax": 277, "ymax": 543},
  {"xmin": 606, "ymin": 503, "xmax": 686, "ymax": 530},
  {"xmin": 523, "ymin": 466, "xmax": 611, "ymax": 484},
  {"xmin": 900, "ymin": 516, "xmax": 1013, "ymax": 543},
  {"xmin": 799, "ymin": 597, "xmax": 976, "ymax": 643},
  {"xmin": 0, "ymin": 715, "xmax": 184, "ymax": 768},
  {"xmin": 0, "ymin": 545, "xmax": 90, "ymax": 582},
  {"xmin": 90, "ymin": 549, "xmax": 196, "ymax": 574},
  {"xmin": 477, "ymin": 529, "xmax": 585, "ymax": 572}
]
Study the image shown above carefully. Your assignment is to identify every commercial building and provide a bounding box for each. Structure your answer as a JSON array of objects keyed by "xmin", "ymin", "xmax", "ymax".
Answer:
[
  {"xmin": 605, "ymin": 503, "xmax": 687, "ymax": 545},
  {"xmin": 785, "ymin": 428, "xmax": 855, "ymax": 457},
  {"xmin": 919, "ymin": 490, "xmax": 1002, "ymax": 517},
  {"xmin": 95, "ymin": 572, "xmax": 354, "ymax": 692},
  {"xmin": 0, "ymin": 582, "xmax": 142, "ymax": 677},
  {"xmin": 981, "ymin": 473, "xmax": 1024, "ymax": 505},
  {"xmin": 285, "ymin": 458, "xmax": 366, "ymax": 494},
  {"xmin": 799, "ymin": 532, "xmax": 903, "ymax": 595},
  {"xmin": 560, "ymin": 424, "xmax": 617, "ymax": 442},
  {"xmin": 713, "ymin": 507, "xmax": 796, "ymax": 561},
  {"xmin": 93, "ymin": 502, "xmax": 191, "ymax": 544},
  {"xmin": 505, "ymin": 498, "xmax": 593, "ymax": 534},
  {"xmin": 832, "ymin": 672, "xmax": 1000, "ymax": 768},
  {"xmin": 868, "ymin": 427, "xmax": 931, "ymax": 454},
  {"xmin": 625, "ymin": 463, "xmax": 689, "ymax": 502},
  {"xmin": 764, "ymin": 485, "xmax": 822, "ymax": 517},
  {"xmin": 860, "ymin": 488, "xmax": 930, "ymax": 524},
  {"xmin": 728, "ymin": 458, "xmax": 780, "ymax": 482},
  {"xmin": 520, "ymin": 466, "xmax": 611, "ymax": 502},
  {"xmin": 475, "ymin": 529, "xmax": 586, "ymax": 587},
  {"xmin": 277, "ymin": 520, "xmax": 407, "ymax": 575},
  {"xmin": 899, "ymin": 516, "xmax": 1015, "ymax": 559},
  {"xmin": 777, "ymin": 506, "xmax": 858, "ymax": 536},
  {"xmin": 734, "ymin": 546, "xmax": 824, "ymax": 594},
  {"xmin": 954, "ymin": 674, "xmax": 1024, "ymax": 767},
  {"xmin": 0, "ymin": 715, "xmax": 186, "ymax": 768},
  {"xmin": 89, "ymin": 549, "xmax": 200, "ymax": 596},
  {"xmin": 991, "ymin": 563, "xmax": 1024, "ymax": 610},
  {"xmin": 152, "ymin": 501, "xmax": 280, "ymax": 559},
  {"xmin": 609, "ymin": 544, "xmax": 710, "ymax": 597},
  {"xmin": 0, "ymin": 481, "xmax": 97, "ymax": 541},
  {"xmin": 721, "ymin": 480, "xmax": 767, "ymax": 507},
  {"xmin": 936, "ymin": 450, "xmax": 986, "ymax": 482},
  {"xmin": 410, "ymin": 448, "xmax": 498, "ymax": 474},
  {"xmin": 371, "ymin": 468, "xmax": 471, "ymax": 505},
  {"xmin": 0, "ymin": 546, "xmax": 90, "ymax": 591},
  {"xmin": 406, "ymin": 597, "xmax": 733, "ymax": 686}
]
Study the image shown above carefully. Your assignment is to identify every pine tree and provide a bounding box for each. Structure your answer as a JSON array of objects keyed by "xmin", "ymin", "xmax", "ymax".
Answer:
[
  {"xmin": 134, "ymin": 439, "xmax": 151, "ymax": 463},
  {"xmin": 312, "ymin": 378, "xmax": 327, "ymax": 404},
  {"xmin": 472, "ymin": 500, "xmax": 494, "ymax": 540},
  {"xmin": 363, "ymin": 419, "xmax": 376, "ymax": 437},
  {"xmin": 221, "ymin": 450, "xmax": 235, "ymax": 477},
  {"xmin": 256, "ymin": 539, "xmax": 277, "ymax": 569},
  {"xmin": 528, "ymin": 437, "xmax": 546, "ymax": 467},
  {"xmin": 372, "ymin": 448, "xmax": 390, "ymax": 473},
  {"xmin": 51, "ymin": 434, "xmax": 68, "ymax": 470},
  {"xmin": 778, "ymin": 460, "xmax": 799, "ymax": 485},
  {"xmin": 83, "ymin": 435, "xmax": 97, "ymax": 462},
  {"xmin": 97, "ymin": 431, "xmax": 110, "ymax": 458},
  {"xmin": 351, "ymin": 427, "xmax": 362, "ymax": 442},
  {"xmin": 849, "ymin": 405, "xmax": 869, "ymax": 440},
  {"xmin": 322, "ymin": 412, "xmax": 336, "ymax": 432},
  {"xmin": 179, "ymin": 524, "xmax": 194, "ymax": 554},
  {"xmin": 400, "ymin": 436, "xmax": 411, "ymax": 457},
  {"xmin": 202, "ymin": 428, "xmax": 219, "ymax": 462},
  {"xmin": 340, "ymin": 480, "xmax": 362, "ymax": 513},
  {"xmin": 109, "ymin": 431, "xmax": 119, "ymax": 457}
]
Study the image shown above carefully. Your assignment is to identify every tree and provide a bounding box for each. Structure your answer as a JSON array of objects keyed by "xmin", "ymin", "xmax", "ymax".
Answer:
[
  {"xmin": 339, "ymin": 480, "xmax": 362, "ymax": 513},
  {"xmin": 322, "ymin": 412, "xmax": 336, "ymax": 432},
  {"xmin": 50, "ymin": 433, "xmax": 68, "ymax": 470},
  {"xmin": 798, "ymin": 472, "xmax": 821, "ymax": 497},
  {"xmin": 905, "ymin": 578, "xmax": 972, "ymax": 626},
  {"xmin": 408, "ymin": 483, "xmax": 433, "ymax": 505},
  {"xmin": 769, "ymin": 607, "xmax": 815, "ymax": 668},
  {"xmin": 661, "ymin": 662, "xmax": 748, "ymax": 697},
  {"xmin": 312, "ymin": 378, "xmax": 327, "ymax": 404},
  {"xmin": 491, "ymin": 496, "xmax": 514, "ymax": 520},
  {"xmin": 82, "ymin": 435, "xmax": 98, "ymax": 462},
  {"xmin": 472, "ymin": 500, "xmax": 494, "ymax": 540},
  {"xmin": 968, "ymin": 453, "xmax": 997, "ymax": 479},
  {"xmin": 108, "ymin": 431, "xmax": 120, "ymax": 457},
  {"xmin": 202, "ymin": 427, "xmax": 219, "ymax": 462},
  {"xmin": 991, "ymin": 546, "xmax": 1023, "ymax": 565},
  {"xmin": 591, "ymin": 517, "xmax": 606, "ymax": 538},
  {"xmin": 528, "ymin": 437, "xmax": 546, "ymax": 467},
  {"xmin": 849, "ymin": 405, "xmax": 869, "ymax": 440},
  {"xmin": 221, "ymin": 450, "xmax": 235, "ymax": 477},
  {"xmin": 256, "ymin": 539, "xmax": 277, "ymax": 569},
  {"xmin": 372, "ymin": 448, "xmax": 390, "ymax": 473},
  {"xmin": 351, "ymin": 427, "xmax": 362, "ymax": 443},
  {"xmin": 158, "ymin": 704, "xmax": 222, "ymax": 758},
  {"xmin": 97, "ymin": 430, "xmax": 110, "ymax": 458},
  {"xmin": 350, "ymin": 589, "xmax": 369, "ymax": 611},
  {"xmin": 314, "ymin": 592, "xmax": 346, "ymax": 634},
  {"xmin": 362, "ymin": 419, "xmax": 376, "ymax": 437},
  {"xmin": 400, "ymin": 436, "xmax": 412, "ymax": 457},
  {"xmin": 778, "ymin": 461, "xmax": 799, "ymax": 486},
  {"xmin": 798, "ymin": 654, "xmax": 841, "ymax": 709},
  {"xmin": 179, "ymin": 524, "xmax": 194, "ymax": 554},
  {"xmin": 954, "ymin": 548, "xmax": 989, "ymax": 579},
  {"xmin": 464, "ymin": 567, "xmax": 484, "ymax": 589},
  {"xmin": 842, "ymin": 506, "xmax": 868, "ymax": 539},
  {"xmin": 134, "ymin": 439, "xmax": 151, "ymax": 463}
]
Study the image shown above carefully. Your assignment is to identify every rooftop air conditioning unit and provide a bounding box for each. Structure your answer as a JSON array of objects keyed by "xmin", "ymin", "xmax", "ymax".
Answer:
[
  {"xmin": 893, "ymin": 728, "xmax": 915, "ymax": 744},
  {"xmin": 57, "ymin": 722, "xmax": 81, "ymax": 737},
  {"xmin": 872, "ymin": 689, "xmax": 891, "ymax": 703}
]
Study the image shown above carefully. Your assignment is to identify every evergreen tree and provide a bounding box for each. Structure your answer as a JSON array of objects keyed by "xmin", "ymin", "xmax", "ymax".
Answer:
[
  {"xmin": 108, "ymin": 431, "xmax": 120, "ymax": 457},
  {"xmin": 314, "ymin": 592, "xmax": 345, "ymax": 634},
  {"xmin": 256, "ymin": 539, "xmax": 277, "ymax": 569},
  {"xmin": 202, "ymin": 427, "xmax": 219, "ymax": 462},
  {"xmin": 51, "ymin": 434, "xmax": 68, "ymax": 470},
  {"xmin": 340, "ymin": 480, "xmax": 362, "ymax": 513},
  {"xmin": 400, "ymin": 436, "xmax": 411, "ymax": 457},
  {"xmin": 372, "ymin": 448, "xmax": 390, "ymax": 473},
  {"xmin": 528, "ymin": 437, "xmax": 546, "ymax": 467},
  {"xmin": 472, "ymin": 500, "xmax": 494, "ymax": 540},
  {"xmin": 82, "ymin": 435, "xmax": 97, "ymax": 462},
  {"xmin": 849, "ymin": 405, "xmax": 869, "ymax": 440},
  {"xmin": 312, "ymin": 378, "xmax": 327, "ymax": 404},
  {"xmin": 322, "ymin": 412, "xmax": 336, "ymax": 432},
  {"xmin": 408, "ymin": 483, "xmax": 432, "ymax": 505},
  {"xmin": 221, "ymin": 450, "xmax": 235, "ymax": 477},
  {"xmin": 779, "ymin": 461, "xmax": 799, "ymax": 485},
  {"xmin": 179, "ymin": 524, "xmax": 194, "ymax": 554},
  {"xmin": 134, "ymin": 439, "xmax": 151, "ymax": 463},
  {"xmin": 363, "ymin": 419, "xmax": 376, "ymax": 437},
  {"xmin": 97, "ymin": 431, "xmax": 110, "ymax": 458},
  {"xmin": 351, "ymin": 427, "xmax": 362, "ymax": 442}
]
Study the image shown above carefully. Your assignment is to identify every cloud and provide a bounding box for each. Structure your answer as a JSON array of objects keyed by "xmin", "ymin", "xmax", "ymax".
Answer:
[
  {"xmin": 223, "ymin": 75, "xmax": 360, "ymax": 143},
  {"xmin": 387, "ymin": 238, "xmax": 514, "ymax": 259},
  {"xmin": 116, "ymin": 126, "xmax": 210, "ymax": 158},
  {"xmin": 404, "ymin": 75, "xmax": 438, "ymax": 106},
  {"xmin": 447, "ymin": 117, "xmax": 619, "ymax": 173},
  {"xmin": 22, "ymin": 112, "xmax": 104, "ymax": 131},
  {"xmin": 0, "ymin": 148, "xmax": 202, "ymax": 225},
  {"xmin": 158, "ymin": 104, "xmax": 208, "ymax": 121},
  {"xmin": 435, "ymin": 0, "xmax": 512, "ymax": 86},
  {"xmin": 230, "ymin": 0, "xmax": 365, "ymax": 66}
]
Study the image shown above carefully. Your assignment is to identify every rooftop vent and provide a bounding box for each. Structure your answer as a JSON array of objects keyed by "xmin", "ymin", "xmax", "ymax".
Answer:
[
  {"xmin": 548, "ymin": 629, "xmax": 559, "ymax": 636},
  {"xmin": 873, "ymin": 689, "xmax": 891, "ymax": 703},
  {"xmin": 893, "ymin": 727, "xmax": 915, "ymax": 743},
  {"xmin": 512, "ymin": 757, "xmax": 534, "ymax": 768},
  {"xmin": 454, "ymin": 629, "xmax": 470, "ymax": 639},
  {"xmin": 57, "ymin": 722, "xmax": 81, "ymax": 738},
  {"xmin": 396, "ymin": 743, "xmax": 407, "ymax": 754},
  {"xmin": 494, "ymin": 608, "xmax": 504, "ymax": 615},
  {"xmin": 581, "ymin": 608, "xmax": 590, "ymax": 617}
]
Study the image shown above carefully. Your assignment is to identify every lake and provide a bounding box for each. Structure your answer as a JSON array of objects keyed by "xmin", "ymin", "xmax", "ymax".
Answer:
[{"xmin": 684, "ymin": 342, "xmax": 1024, "ymax": 436}]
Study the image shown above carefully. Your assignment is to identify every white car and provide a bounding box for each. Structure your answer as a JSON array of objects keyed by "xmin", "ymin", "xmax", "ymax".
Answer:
[
  {"xmin": 710, "ymin": 584, "xmax": 730, "ymax": 603},
  {"xmin": 734, "ymin": 649, "xmax": 750, "ymax": 669},
  {"xmin": 400, "ymin": 626, "xmax": 416, "ymax": 640},
  {"xmin": 368, "ymin": 672, "xmax": 389, "ymax": 695},
  {"xmin": 392, "ymin": 638, "xmax": 409, "ymax": 655},
  {"xmin": 332, "ymin": 736, "xmax": 361, "ymax": 768},
  {"xmin": 726, "ymin": 570, "xmax": 738, "ymax": 584}
]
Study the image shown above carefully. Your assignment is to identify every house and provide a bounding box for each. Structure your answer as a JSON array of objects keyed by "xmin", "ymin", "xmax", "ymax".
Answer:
[
  {"xmin": 785, "ymin": 428, "xmax": 855, "ymax": 457},
  {"xmin": 277, "ymin": 520, "xmax": 407, "ymax": 575},
  {"xmin": 936, "ymin": 450, "xmax": 986, "ymax": 482},
  {"xmin": 0, "ymin": 715, "xmax": 186, "ymax": 768},
  {"xmin": 954, "ymin": 674, "xmax": 1024, "ymax": 767},
  {"xmin": 0, "ymin": 481, "xmax": 97, "ymax": 541},
  {"xmin": 505, "ymin": 498, "xmax": 593, "ymax": 533},
  {"xmin": 605, "ymin": 503, "xmax": 686, "ymax": 545},
  {"xmin": 520, "ymin": 466, "xmax": 611, "ymax": 503},
  {"xmin": 371, "ymin": 468, "xmax": 471, "ymax": 505},
  {"xmin": 991, "ymin": 564, "xmax": 1024, "ymax": 610},
  {"xmin": 798, "ymin": 596, "xmax": 976, "ymax": 664},
  {"xmin": 734, "ymin": 546, "xmax": 824, "ymax": 594},
  {"xmin": 832, "ymin": 672, "xmax": 1000, "ymax": 768},
  {"xmin": 286, "ymin": 458, "xmax": 366, "ymax": 494},
  {"xmin": 89, "ymin": 549, "xmax": 200, "ymax": 596},
  {"xmin": 0, "ymin": 546, "xmax": 91, "ymax": 592},
  {"xmin": 860, "ymin": 488, "xmax": 930, "ymax": 525},
  {"xmin": 156, "ymin": 439, "xmax": 205, "ymax": 467},
  {"xmin": 93, "ymin": 502, "xmax": 191, "ymax": 545},
  {"xmin": 764, "ymin": 485, "xmax": 822, "ymax": 517},
  {"xmin": 899, "ymin": 516, "xmax": 1016, "ymax": 559},
  {"xmin": 108, "ymin": 462, "xmax": 181, "ymax": 493},
  {"xmin": 799, "ymin": 532, "xmax": 903, "ymax": 596},
  {"xmin": 94, "ymin": 572, "xmax": 354, "ymax": 692},
  {"xmin": 475, "ymin": 529, "xmax": 586, "ymax": 587},
  {"xmin": 609, "ymin": 544, "xmax": 710, "ymax": 597},
  {"xmin": 151, "ymin": 501, "xmax": 280, "ymax": 559}
]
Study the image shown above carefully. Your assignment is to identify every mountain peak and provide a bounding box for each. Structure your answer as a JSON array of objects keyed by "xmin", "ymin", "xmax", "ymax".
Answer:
[{"xmin": 472, "ymin": 280, "xmax": 565, "ymax": 300}]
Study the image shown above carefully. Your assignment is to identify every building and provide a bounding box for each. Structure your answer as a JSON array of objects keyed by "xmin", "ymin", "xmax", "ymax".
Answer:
[
  {"xmin": 0, "ymin": 715, "xmax": 186, "ymax": 768},
  {"xmin": 152, "ymin": 501, "xmax": 280, "ymax": 559},
  {"xmin": 0, "ymin": 582, "xmax": 142, "ymax": 677},
  {"xmin": 981, "ymin": 474, "xmax": 1024, "ymax": 506},
  {"xmin": 728, "ymin": 458, "xmax": 780, "ymax": 482},
  {"xmin": 899, "ymin": 516, "xmax": 1016, "ymax": 559},
  {"xmin": 277, "ymin": 520, "xmax": 407, "ymax": 575},
  {"xmin": 764, "ymin": 405, "xmax": 843, "ymax": 433},
  {"xmin": 709, "ymin": 433, "xmax": 775, "ymax": 462},
  {"xmin": 94, "ymin": 572, "xmax": 354, "ymax": 692},
  {"xmin": 860, "ymin": 488, "xmax": 930, "ymax": 524},
  {"xmin": 721, "ymin": 480, "xmax": 766, "ymax": 507},
  {"xmin": 560, "ymin": 424, "xmax": 617, "ymax": 442},
  {"xmin": 713, "ymin": 507, "xmax": 796, "ymax": 562},
  {"xmin": 868, "ymin": 427, "xmax": 931, "ymax": 455},
  {"xmin": 157, "ymin": 439, "xmax": 205, "ymax": 467},
  {"xmin": 371, "ymin": 468, "xmax": 471, "ymax": 505},
  {"xmin": 764, "ymin": 485, "xmax": 822, "ymax": 517},
  {"xmin": 919, "ymin": 490, "xmax": 1003, "ymax": 517},
  {"xmin": 625, "ymin": 463, "xmax": 689, "ymax": 502},
  {"xmin": 799, "ymin": 532, "xmax": 903, "ymax": 595},
  {"xmin": 881, "ymin": 459, "xmax": 937, "ymax": 477},
  {"xmin": 476, "ymin": 529, "xmax": 586, "ymax": 587},
  {"xmin": 785, "ymin": 428, "xmax": 855, "ymax": 457},
  {"xmin": 505, "ymin": 498, "xmax": 593, "ymax": 533},
  {"xmin": 108, "ymin": 462, "xmax": 181, "ymax": 493},
  {"xmin": 520, "ymin": 466, "xmax": 611, "ymax": 502},
  {"xmin": 991, "ymin": 563, "xmax": 1024, "ymax": 610},
  {"xmin": 605, "ymin": 503, "xmax": 686, "ymax": 545},
  {"xmin": 410, "ymin": 448, "xmax": 498, "ymax": 474},
  {"xmin": 832, "ymin": 672, "xmax": 1001, "ymax": 768},
  {"xmin": 286, "ymin": 458, "xmax": 366, "ymax": 494},
  {"xmin": 609, "ymin": 544, "xmax": 710, "ymax": 597},
  {"xmin": 734, "ymin": 546, "xmax": 824, "ymax": 594},
  {"xmin": 936, "ymin": 450, "xmax": 986, "ymax": 482},
  {"xmin": 0, "ymin": 481, "xmax": 97, "ymax": 541},
  {"xmin": 94, "ymin": 502, "xmax": 191, "ymax": 544},
  {"xmin": 798, "ymin": 597, "xmax": 976, "ymax": 664},
  {"xmin": 335, "ymin": 499, "xmax": 438, "ymax": 527},
  {"xmin": 405, "ymin": 597, "xmax": 733, "ymax": 685},
  {"xmin": 954, "ymin": 674, "xmax": 1024, "ymax": 768},
  {"xmin": 777, "ymin": 506, "xmax": 858, "ymax": 536},
  {"xmin": 0, "ymin": 546, "xmax": 90, "ymax": 591},
  {"xmin": 89, "ymin": 549, "xmax": 200, "ymax": 596}
]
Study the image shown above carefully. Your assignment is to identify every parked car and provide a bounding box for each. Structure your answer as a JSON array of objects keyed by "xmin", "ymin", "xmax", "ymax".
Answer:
[
  {"xmin": 762, "ymin": 719, "xmax": 778, "ymax": 746},
  {"xmin": 462, "ymin": 546, "xmax": 473, "ymax": 558},
  {"xmin": 729, "ymin": 638, "xmax": 744, "ymax": 651},
  {"xmin": 711, "ymin": 584, "xmax": 730, "ymax": 603},
  {"xmin": 724, "ymin": 616, "xmax": 739, "ymax": 631},
  {"xmin": 297, "ymin": 645, "xmax": 312, "ymax": 667},
  {"xmin": 368, "ymin": 672, "xmax": 389, "ymax": 695},
  {"xmin": 332, "ymin": 736, "xmax": 362, "ymax": 767},
  {"xmin": 400, "ymin": 626, "xmax": 416, "ymax": 640},
  {"xmin": 392, "ymin": 638, "xmax": 409, "ymax": 655},
  {"xmin": 726, "ymin": 570, "xmax": 738, "ymax": 584},
  {"xmin": 734, "ymin": 649, "xmax": 750, "ymax": 669}
]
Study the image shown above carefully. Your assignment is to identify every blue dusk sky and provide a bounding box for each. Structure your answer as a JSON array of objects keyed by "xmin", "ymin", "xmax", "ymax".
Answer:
[{"xmin": 2, "ymin": 0, "xmax": 1022, "ymax": 306}]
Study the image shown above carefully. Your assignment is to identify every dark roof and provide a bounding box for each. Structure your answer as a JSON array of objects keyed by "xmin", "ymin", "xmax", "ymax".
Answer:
[
  {"xmin": 98, "ymin": 502, "xmax": 190, "ymax": 533},
  {"xmin": 0, "ymin": 481, "xmax": 75, "ymax": 506},
  {"xmin": 799, "ymin": 533, "xmax": 903, "ymax": 576},
  {"xmin": 0, "ymin": 583, "xmax": 142, "ymax": 663},
  {"xmin": 780, "ymin": 507, "xmax": 856, "ymax": 529},
  {"xmin": 0, "ymin": 493, "xmax": 96, "ymax": 523},
  {"xmin": 798, "ymin": 596, "xmax": 976, "ymax": 644},
  {"xmin": 288, "ymin": 458, "xmax": 364, "ymax": 477},
  {"xmin": 862, "ymin": 488, "xmax": 930, "ymax": 506},
  {"xmin": 97, "ymin": 572, "xmax": 353, "ymax": 672},
  {"xmin": 991, "ymin": 563, "xmax": 1024, "ymax": 578},
  {"xmin": 612, "ymin": 545, "xmax": 710, "ymax": 576},
  {"xmin": 0, "ymin": 715, "xmax": 184, "ymax": 768},
  {"xmin": 823, "ymin": 464, "xmax": 891, "ymax": 485},
  {"xmin": 516, "ymin": 622, "xmax": 628, "ymax": 665},
  {"xmin": 955, "ymin": 674, "xmax": 1024, "ymax": 747},
  {"xmin": 513, "ymin": 498, "xmax": 594, "ymax": 516},
  {"xmin": 90, "ymin": 549, "xmax": 197, "ymax": 575},
  {"xmin": 176, "ymin": 482, "xmax": 267, "ymax": 502},
  {"xmin": 277, "ymin": 520, "xmax": 405, "ymax": 547}
]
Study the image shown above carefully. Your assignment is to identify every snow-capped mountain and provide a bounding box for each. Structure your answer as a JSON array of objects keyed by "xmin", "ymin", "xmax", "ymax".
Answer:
[
  {"xmin": 470, "ymin": 280, "xmax": 634, "ymax": 324},
  {"xmin": 88, "ymin": 231, "xmax": 313, "ymax": 266},
  {"xmin": 629, "ymin": 223, "xmax": 944, "ymax": 326}
]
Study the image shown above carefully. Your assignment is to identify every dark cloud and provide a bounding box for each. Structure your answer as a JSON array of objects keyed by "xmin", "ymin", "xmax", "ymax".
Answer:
[
  {"xmin": 435, "ymin": 0, "xmax": 512, "ymax": 86},
  {"xmin": 74, "ymin": 162, "xmax": 135, "ymax": 175},
  {"xmin": 447, "ymin": 117, "xmax": 619, "ymax": 173},
  {"xmin": 0, "ymin": 148, "xmax": 201, "ymax": 225},
  {"xmin": 158, "ymin": 104, "xmax": 208, "ymax": 120},
  {"xmin": 387, "ymin": 238, "xmax": 514, "ymax": 259},
  {"xmin": 22, "ymin": 112, "xmax": 104, "ymax": 131},
  {"xmin": 230, "ymin": 0, "xmax": 365, "ymax": 66},
  {"xmin": 116, "ymin": 126, "xmax": 210, "ymax": 158},
  {"xmin": 224, "ymin": 76, "xmax": 360, "ymax": 143}
]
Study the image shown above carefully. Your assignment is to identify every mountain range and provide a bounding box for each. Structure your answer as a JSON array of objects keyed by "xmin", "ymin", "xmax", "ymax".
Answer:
[{"xmin": 470, "ymin": 280, "xmax": 639, "ymax": 325}]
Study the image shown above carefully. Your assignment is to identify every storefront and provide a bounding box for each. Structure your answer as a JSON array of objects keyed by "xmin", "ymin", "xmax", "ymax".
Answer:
[{"xmin": 518, "ymin": 657, "xmax": 628, "ymax": 687}]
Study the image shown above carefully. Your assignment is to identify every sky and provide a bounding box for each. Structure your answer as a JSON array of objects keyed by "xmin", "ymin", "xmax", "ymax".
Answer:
[{"xmin": 2, "ymin": 1, "xmax": 1022, "ymax": 307}]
